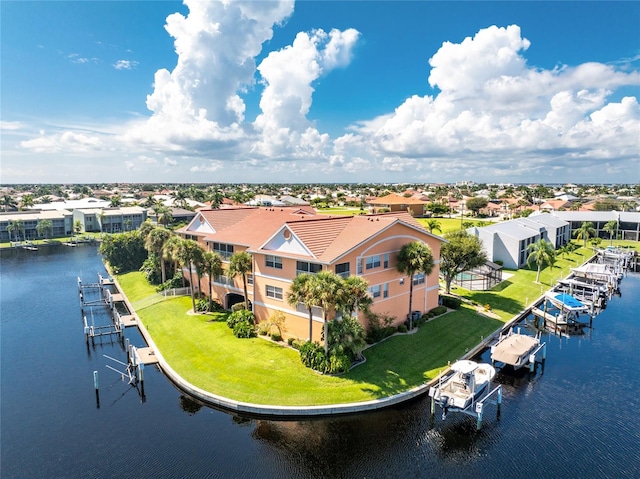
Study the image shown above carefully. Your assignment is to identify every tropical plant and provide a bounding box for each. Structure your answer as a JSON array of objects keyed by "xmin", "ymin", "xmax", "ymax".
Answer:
[
  {"xmin": 145, "ymin": 227, "xmax": 173, "ymax": 283},
  {"xmin": 227, "ymin": 251, "xmax": 253, "ymax": 310},
  {"xmin": 465, "ymin": 197, "xmax": 488, "ymax": 216},
  {"xmin": 339, "ymin": 275, "xmax": 372, "ymax": 318},
  {"xmin": 7, "ymin": 219, "xmax": 24, "ymax": 242},
  {"xmin": 327, "ymin": 314, "xmax": 366, "ymax": 363},
  {"xmin": 98, "ymin": 231, "xmax": 147, "ymax": 273},
  {"xmin": 311, "ymin": 271, "xmax": 343, "ymax": 354},
  {"xmin": 36, "ymin": 219, "xmax": 53, "ymax": 240},
  {"xmin": 396, "ymin": 241, "xmax": 434, "ymax": 329},
  {"xmin": 603, "ymin": 220, "xmax": 618, "ymax": 245},
  {"xmin": 202, "ymin": 251, "xmax": 223, "ymax": 312},
  {"xmin": 526, "ymin": 238, "xmax": 556, "ymax": 283},
  {"xmin": 109, "ymin": 195, "xmax": 122, "ymax": 207},
  {"xmin": 2, "ymin": 195, "xmax": 17, "ymax": 212},
  {"xmin": 425, "ymin": 219, "xmax": 442, "ymax": 234},
  {"xmin": 175, "ymin": 238, "xmax": 204, "ymax": 312},
  {"xmin": 73, "ymin": 220, "xmax": 83, "ymax": 236},
  {"xmin": 440, "ymin": 230, "xmax": 488, "ymax": 294},
  {"xmin": 162, "ymin": 234, "xmax": 183, "ymax": 286},
  {"xmin": 287, "ymin": 273, "xmax": 318, "ymax": 341},
  {"xmin": 20, "ymin": 194, "xmax": 34, "ymax": 210},
  {"xmin": 573, "ymin": 221, "xmax": 596, "ymax": 247}
]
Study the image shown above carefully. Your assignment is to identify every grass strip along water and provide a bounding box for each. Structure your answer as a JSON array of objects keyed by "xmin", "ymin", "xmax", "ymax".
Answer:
[
  {"xmin": 117, "ymin": 272, "xmax": 501, "ymax": 406},
  {"xmin": 116, "ymin": 241, "xmax": 638, "ymax": 407}
]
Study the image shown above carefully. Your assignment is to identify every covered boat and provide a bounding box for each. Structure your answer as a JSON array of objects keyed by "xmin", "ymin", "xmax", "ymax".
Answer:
[
  {"xmin": 544, "ymin": 292, "xmax": 590, "ymax": 313},
  {"xmin": 429, "ymin": 360, "xmax": 496, "ymax": 418},
  {"xmin": 491, "ymin": 329, "xmax": 541, "ymax": 369}
]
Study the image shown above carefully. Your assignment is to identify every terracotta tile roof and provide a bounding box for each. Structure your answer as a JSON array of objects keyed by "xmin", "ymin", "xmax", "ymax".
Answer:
[
  {"xmin": 200, "ymin": 206, "xmax": 318, "ymax": 247},
  {"xmin": 368, "ymin": 192, "xmax": 427, "ymax": 206}
]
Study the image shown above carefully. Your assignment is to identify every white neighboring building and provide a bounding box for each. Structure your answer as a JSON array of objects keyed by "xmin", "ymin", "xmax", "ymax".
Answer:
[
  {"xmin": 467, "ymin": 215, "xmax": 570, "ymax": 269},
  {"xmin": 545, "ymin": 211, "xmax": 640, "ymax": 242}
]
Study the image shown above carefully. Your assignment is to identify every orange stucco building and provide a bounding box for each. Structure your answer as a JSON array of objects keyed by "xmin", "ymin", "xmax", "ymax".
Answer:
[{"xmin": 178, "ymin": 206, "xmax": 444, "ymax": 342}]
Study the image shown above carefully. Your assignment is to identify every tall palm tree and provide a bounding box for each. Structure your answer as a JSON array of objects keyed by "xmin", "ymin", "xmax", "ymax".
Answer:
[
  {"xmin": 162, "ymin": 234, "xmax": 184, "ymax": 285},
  {"xmin": 425, "ymin": 219, "xmax": 442, "ymax": 234},
  {"xmin": 175, "ymin": 238, "xmax": 202, "ymax": 312},
  {"xmin": 287, "ymin": 273, "xmax": 318, "ymax": 341},
  {"xmin": 526, "ymin": 238, "xmax": 556, "ymax": 283},
  {"xmin": 145, "ymin": 227, "xmax": 173, "ymax": 283},
  {"xmin": 109, "ymin": 195, "xmax": 122, "ymax": 207},
  {"xmin": 20, "ymin": 194, "xmax": 34, "ymax": 210},
  {"xmin": 36, "ymin": 219, "xmax": 53, "ymax": 240},
  {"xmin": 202, "ymin": 251, "xmax": 223, "ymax": 311},
  {"xmin": 311, "ymin": 271, "xmax": 343, "ymax": 354},
  {"xmin": 227, "ymin": 251, "xmax": 253, "ymax": 310},
  {"xmin": 2, "ymin": 195, "xmax": 18, "ymax": 212},
  {"xmin": 340, "ymin": 275, "xmax": 372, "ymax": 318},
  {"xmin": 603, "ymin": 220, "xmax": 618, "ymax": 246},
  {"xmin": 7, "ymin": 219, "xmax": 24, "ymax": 242},
  {"xmin": 396, "ymin": 241, "xmax": 434, "ymax": 329},
  {"xmin": 573, "ymin": 221, "xmax": 596, "ymax": 247}
]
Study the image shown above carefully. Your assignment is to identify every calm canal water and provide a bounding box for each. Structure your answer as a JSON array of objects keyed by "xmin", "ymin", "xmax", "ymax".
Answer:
[{"xmin": 1, "ymin": 245, "xmax": 639, "ymax": 478}]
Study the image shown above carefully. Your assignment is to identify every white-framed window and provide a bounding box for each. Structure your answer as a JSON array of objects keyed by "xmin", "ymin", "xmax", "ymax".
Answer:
[
  {"xmin": 369, "ymin": 285, "xmax": 381, "ymax": 298},
  {"xmin": 212, "ymin": 242, "xmax": 234, "ymax": 260},
  {"xmin": 265, "ymin": 255, "xmax": 283, "ymax": 269},
  {"xmin": 383, "ymin": 283, "xmax": 389, "ymax": 298},
  {"xmin": 266, "ymin": 285, "xmax": 283, "ymax": 300},
  {"xmin": 383, "ymin": 253, "xmax": 389, "ymax": 269},
  {"xmin": 335, "ymin": 262, "xmax": 350, "ymax": 278},
  {"xmin": 413, "ymin": 273, "xmax": 426, "ymax": 285},
  {"xmin": 296, "ymin": 261, "xmax": 322, "ymax": 276},
  {"xmin": 366, "ymin": 255, "xmax": 381, "ymax": 270},
  {"xmin": 357, "ymin": 258, "xmax": 363, "ymax": 275},
  {"xmin": 247, "ymin": 274, "xmax": 253, "ymax": 286}
]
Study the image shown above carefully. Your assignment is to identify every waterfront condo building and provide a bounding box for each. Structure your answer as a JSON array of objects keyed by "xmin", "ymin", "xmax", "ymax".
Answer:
[{"xmin": 177, "ymin": 207, "xmax": 444, "ymax": 342}]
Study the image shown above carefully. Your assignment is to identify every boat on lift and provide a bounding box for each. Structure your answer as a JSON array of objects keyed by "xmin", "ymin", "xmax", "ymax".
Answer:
[
  {"xmin": 429, "ymin": 360, "xmax": 496, "ymax": 419},
  {"xmin": 491, "ymin": 328, "xmax": 544, "ymax": 370}
]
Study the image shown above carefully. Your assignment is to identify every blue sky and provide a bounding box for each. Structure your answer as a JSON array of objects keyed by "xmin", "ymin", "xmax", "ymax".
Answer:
[{"xmin": 1, "ymin": 1, "xmax": 639, "ymax": 185}]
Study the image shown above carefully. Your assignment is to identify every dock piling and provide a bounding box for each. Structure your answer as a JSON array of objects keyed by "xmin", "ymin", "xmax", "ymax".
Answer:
[{"xmin": 93, "ymin": 370, "xmax": 100, "ymax": 408}]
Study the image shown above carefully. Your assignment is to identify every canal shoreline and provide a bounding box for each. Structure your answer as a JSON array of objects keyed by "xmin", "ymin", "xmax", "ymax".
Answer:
[{"xmin": 110, "ymin": 252, "xmax": 602, "ymax": 418}]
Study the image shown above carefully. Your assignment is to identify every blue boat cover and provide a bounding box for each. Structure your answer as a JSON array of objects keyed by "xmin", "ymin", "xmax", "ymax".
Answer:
[{"xmin": 553, "ymin": 293, "xmax": 585, "ymax": 309}]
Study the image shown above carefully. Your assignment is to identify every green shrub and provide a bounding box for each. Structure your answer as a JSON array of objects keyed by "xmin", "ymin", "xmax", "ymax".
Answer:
[
  {"xmin": 291, "ymin": 339, "xmax": 306, "ymax": 350},
  {"xmin": 398, "ymin": 324, "xmax": 408, "ymax": 333},
  {"xmin": 430, "ymin": 306, "xmax": 447, "ymax": 316},
  {"xmin": 441, "ymin": 296, "xmax": 462, "ymax": 309},
  {"xmin": 366, "ymin": 311, "xmax": 396, "ymax": 343},
  {"xmin": 231, "ymin": 302, "xmax": 247, "ymax": 312},
  {"xmin": 270, "ymin": 333, "xmax": 282, "ymax": 342},
  {"xmin": 156, "ymin": 271, "xmax": 183, "ymax": 292},
  {"xmin": 232, "ymin": 319, "xmax": 256, "ymax": 338},
  {"xmin": 326, "ymin": 353, "xmax": 351, "ymax": 374},
  {"xmin": 257, "ymin": 322, "xmax": 270, "ymax": 336},
  {"xmin": 227, "ymin": 309, "xmax": 255, "ymax": 329},
  {"xmin": 494, "ymin": 260, "xmax": 504, "ymax": 266},
  {"xmin": 299, "ymin": 341, "xmax": 328, "ymax": 372},
  {"xmin": 287, "ymin": 337, "xmax": 295, "ymax": 346},
  {"xmin": 195, "ymin": 298, "xmax": 209, "ymax": 312}
]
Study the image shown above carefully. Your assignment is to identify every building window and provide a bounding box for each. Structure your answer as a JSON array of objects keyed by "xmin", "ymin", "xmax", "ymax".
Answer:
[
  {"xmin": 213, "ymin": 242, "xmax": 234, "ymax": 260},
  {"xmin": 265, "ymin": 255, "xmax": 283, "ymax": 269},
  {"xmin": 214, "ymin": 274, "xmax": 233, "ymax": 287},
  {"xmin": 266, "ymin": 285, "xmax": 283, "ymax": 300},
  {"xmin": 383, "ymin": 253, "xmax": 389, "ymax": 269},
  {"xmin": 369, "ymin": 285, "xmax": 381, "ymax": 298},
  {"xmin": 335, "ymin": 262, "xmax": 350, "ymax": 278},
  {"xmin": 413, "ymin": 273, "xmax": 425, "ymax": 285},
  {"xmin": 357, "ymin": 258, "xmax": 363, "ymax": 275},
  {"xmin": 247, "ymin": 274, "xmax": 253, "ymax": 286},
  {"xmin": 383, "ymin": 283, "xmax": 389, "ymax": 298},
  {"xmin": 296, "ymin": 303, "xmax": 322, "ymax": 317},
  {"xmin": 366, "ymin": 255, "xmax": 381, "ymax": 270},
  {"xmin": 296, "ymin": 261, "xmax": 322, "ymax": 276}
]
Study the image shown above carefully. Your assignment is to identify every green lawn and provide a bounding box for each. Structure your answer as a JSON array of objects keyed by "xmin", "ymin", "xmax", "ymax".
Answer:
[
  {"xmin": 317, "ymin": 207, "xmax": 365, "ymax": 216},
  {"xmin": 448, "ymin": 245, "xmax": 597, "ymax": 321},
  {"xmin": 122, "ymin": 272, "xmax": 501, "ymax": 405},
  {"xmin": 416, "ymin": 217, "xmax": 491, "ymax": 235}
]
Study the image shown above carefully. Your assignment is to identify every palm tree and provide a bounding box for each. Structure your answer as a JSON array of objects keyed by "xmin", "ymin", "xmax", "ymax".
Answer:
[
  {"xmin": 20, "ymin": 194, "xmax": 34, "ymax": 210},
  {"xmin": 109, "ymin": 195, "xmax": 122, "ymax": 207},
  {"xmin": 526, "ymin": 238, "xmax": 556, "ymax": 283},
  {"xmin": 7, "ymin": 219, "xmax": 24, "ymax": 242},
  {"xmin": 287, "ymin": 273, "xmax": 318, "ymax": 341},
  {"xmin": 202, "ymin": 251, "xmax": 223, "ymax": 311},
  {"xmin": 175, "ymin": 238, "xmax": 202, "ymax": 312},
  {"xmin": 311, "ymin": 271, "xmax": 343, "ymax": 354},
  {"xmin": 396, "ymin": 241, "xmax": 434, "ymax": 329},
  {"xmin": 603, "ymin": 220, "xmax": 618, "ymax": 246},
  {"xmin": 573, "ymin": 221, "xmax": 596, "ymax": 247},
  {"xmin": 227, "ymin": 251, "xmax": 253, "ymax": 310},
  {"xmin": 145, "ymin": 227, "xmax": 173, "ymax": 283},
  {"xmin": 162, "ymin": 234, "xmax": 184, "ymax": 285},
  {"xmin": 2, "ymin": 195, "xmax": 17, "ymax": 212},
  {"xmin": 36, "ymin": 219, "xmax": 53, "ymax": 240},
  {"xmin": 340, "ymin": 275, "xmax": 372, "ymax": 318},
  {"xmin": 425, "ymin": 219, "xmax": 442, "ymax": 234}
]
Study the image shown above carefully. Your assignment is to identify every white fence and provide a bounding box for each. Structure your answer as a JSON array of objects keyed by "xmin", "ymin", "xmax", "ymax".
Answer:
[{"xmin": 131, "ymin": 287, "xmax": 192, "ymax": 311}]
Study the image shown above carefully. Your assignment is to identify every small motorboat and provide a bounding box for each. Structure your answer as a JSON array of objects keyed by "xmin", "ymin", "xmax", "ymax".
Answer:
[{"xmin": 429, "ymin": 360, "xmax": 496, "ymax": 419}]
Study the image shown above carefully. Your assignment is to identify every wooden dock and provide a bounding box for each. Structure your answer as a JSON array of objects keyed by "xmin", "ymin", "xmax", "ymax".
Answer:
[{"xmin": 136, "ymin": 347, "xmax": 159, "ymax": 365}]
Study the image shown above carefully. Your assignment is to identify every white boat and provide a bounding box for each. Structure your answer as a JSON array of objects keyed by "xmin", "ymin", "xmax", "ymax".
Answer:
[
  {"xmin": 491, "ymin": 329, "xmax": 541, "ymax": 369},
  {"xmin": 429, "ymin": 360, "xmax": 496, "ymax": 417},
  {"xmin": 544, "ymin": 292, "xmax": 590, "ymax": 313}
]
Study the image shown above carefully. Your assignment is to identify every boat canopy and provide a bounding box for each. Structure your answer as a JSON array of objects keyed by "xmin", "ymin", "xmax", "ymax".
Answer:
[
  {"xmin": 546, "ymin": 292, "xmax": 589, "ymax": 311},
  {"xmin": 492, "ymin": 334, "xmax": 538, "ymax": 366},
  {"xmin": 451, "ymin": 360, "xmax": 478, "ymax": 375}
]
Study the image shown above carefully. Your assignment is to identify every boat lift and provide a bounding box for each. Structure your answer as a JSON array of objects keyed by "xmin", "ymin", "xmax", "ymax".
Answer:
[{"xmin": 429, "ymin": 372, "xmax": 503, "ymax": 430}]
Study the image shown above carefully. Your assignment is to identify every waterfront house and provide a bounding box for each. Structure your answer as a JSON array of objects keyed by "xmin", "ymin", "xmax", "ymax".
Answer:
[
  {"xmin": 546, "ymin": 211, "xmax": 640, "ymax": 242},
  {"xmin": 467, "ymin": 216, "xmax": 570, "ymax": 269},
  {"xmin": 0, "ymin": 210, "xmax": 73, "ymax": 241},
  {"xmin": 368, "ymin": 192, "xmax": 428, "ymax": 217},
  {"xmin": 177, "ymin": 207, "xmax": 444, "ymax": 342}
]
